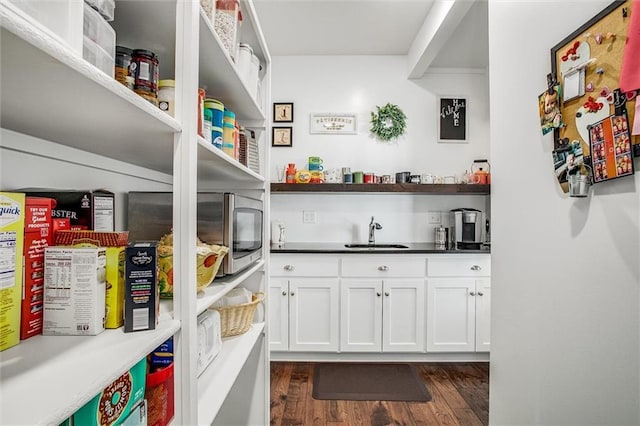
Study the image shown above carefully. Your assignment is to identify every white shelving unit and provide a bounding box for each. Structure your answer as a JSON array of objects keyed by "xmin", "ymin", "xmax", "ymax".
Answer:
[{"xmin": 0, "ymin": 0, "xmax": 271, "ymax": 424}]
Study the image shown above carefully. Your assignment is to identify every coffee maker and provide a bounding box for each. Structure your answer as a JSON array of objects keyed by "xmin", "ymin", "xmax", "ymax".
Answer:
[{"xmin": 451, "ymin": 208, "xmax": 486, "ymax": 250}]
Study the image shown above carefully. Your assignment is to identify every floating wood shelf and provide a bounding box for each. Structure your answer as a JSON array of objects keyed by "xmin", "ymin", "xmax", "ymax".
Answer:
[{"xmin": 271, "ymin": 183, "xmax": 491, "ymax": 194}]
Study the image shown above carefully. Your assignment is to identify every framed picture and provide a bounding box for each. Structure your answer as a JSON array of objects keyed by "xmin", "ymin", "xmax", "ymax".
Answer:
[
  {"xmin": 309, "ymin": 113, "xmax": 358, "ymax": 134},
  {"xmin": 437, "ymin": 96, "xmax": 468, "ymax": 143},
  {"xmin": 273, "ymin": 102, "xmax": 294, "ymax": 123},
  {"xmin": 272, "ymin": 126, "xmax": 293, "ymax": 147}
]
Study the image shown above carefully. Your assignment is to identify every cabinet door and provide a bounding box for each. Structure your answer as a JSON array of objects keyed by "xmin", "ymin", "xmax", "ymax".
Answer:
[
  {"xmin": 340, "ymin": 279, "xmax": 382, "ymax": 352},
  {"xmin": 475, "ymin": 278, "xmax": 491, "ymax": 352},
  {"xmin": 383, "ymin": 279, "xmax": 425, "ymax": 352},
  {"xmin": 269, "ymin": 278, "xmax": 289, "ymax": 351},
  {"xmin": 289, "ymin": 278, "xmax": 339, "ymax": 352},
  {"xmin": 426, "ymin": 278, "xmax": 476, "ymax": 352}
]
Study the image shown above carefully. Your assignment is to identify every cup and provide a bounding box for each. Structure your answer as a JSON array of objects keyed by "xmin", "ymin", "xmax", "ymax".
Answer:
[
  {"xmin": 421, "ymin": 173, "xmax": 434, "ymax": 184},
  {"xmin": 324, "ymin": 168, "xmax": 342, "ymax": 183},
  {"xmin": 275, "ymin": 165, "xmax": 285, "ymax": 182},
  {"xmin": 309, "ymin": 170, "xmax": 325, "ymax": 183},
  {"xmin": 353, "ymin": 171, "xmax": 364, "ymax": 184},
  {"xmin": 364, "ymin": 173, "xmax": 375, "ymax": 184},
  {"xmin": 308, "ymin": 156, "xmax": 324, "ymax": 171},
  {"xmin": 395, "ymin": 171, "xmax": 410, "ymax": 183}
]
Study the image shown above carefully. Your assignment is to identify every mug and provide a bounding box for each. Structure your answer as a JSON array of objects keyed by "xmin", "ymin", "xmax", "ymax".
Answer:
[
  {"xmin": 309, "ymin": 170, "xmax": 325, "ymax": 183},
  {"xmin": 421, "ymin": 173, "xmax": 434, "ymax": 184},
  {"xmin": 364, "ymin": 173, "xmax": 375, "ymax": 184},
  {"xmin": 308, "ymin": 156, "xmax": 323, "ymax": 171},
  {"xmin": 353, "ymin": 171, "xmax": 364, "ymax": 184},
  {"xmin": 324, "ymin": 168, "xmax": 342, "ymax": 183},
  {"xmin": 395, "ymin": 171, "xmax": 410, "ymax": 183}
]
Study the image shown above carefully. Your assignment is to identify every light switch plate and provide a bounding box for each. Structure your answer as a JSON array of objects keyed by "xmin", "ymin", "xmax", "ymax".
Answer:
[
  {"xmin": 428, "ymin": 211, "xmax": 441, "ymax": 224},
  {"xmin": 302, "ymin": 211, "xmax": 317, "ymax": 224}
]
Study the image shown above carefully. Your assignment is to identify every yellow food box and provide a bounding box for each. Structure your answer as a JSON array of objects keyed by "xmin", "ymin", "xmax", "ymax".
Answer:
[
  {"xmin": 0, "ymin": 192, "xmax": 25, "ymax": 351},
  {"xmin": 54, "ymin": 230, "xmax": 128, "ymax": 329}
]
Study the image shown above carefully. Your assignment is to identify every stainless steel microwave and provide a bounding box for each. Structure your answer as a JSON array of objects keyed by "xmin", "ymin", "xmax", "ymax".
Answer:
[{"xmin": 127, "ymin": 192, "xmax": 263, "ymax": 275}]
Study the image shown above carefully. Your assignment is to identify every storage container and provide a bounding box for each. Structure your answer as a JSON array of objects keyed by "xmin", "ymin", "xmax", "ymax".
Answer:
[
  {"xmin": 145, "ymin": 363, "xmax": 175, "ymax": 426},
  {"xmin": 83, "ymin": 2, "xmax": 115, "ymax": 60},
  {"xmin": 214, "ymin": 0, "xmax": 241, "ymax": 60},
  {"xmin": 85, "ymin": 0, "xmax": 116, "ymax": 21},
  {"xmin": 236, "ymin": 43, "xmax": 253, "ymax": 85},
  {"xmin": 211, "ymin": 292, "xmax": 264, "ymax": 337},
  {"xmin": 158, "ymin": 79, "xmax": 175, "ymax": 117},
  {"xmin": 83, "ymin": 36, "xmax": 115, "ymax": 78},
  {"xmin": 115, "ymin": 46, "xmax": 133, "ymax": 87}
]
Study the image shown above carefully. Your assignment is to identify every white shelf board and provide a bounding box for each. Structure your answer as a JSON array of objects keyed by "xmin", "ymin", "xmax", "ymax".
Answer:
[
  {"xmin": 198, "ymin": 9, "xmax": 265, "ymax": 122},
  {"xmin": 196, "ymin": 260, "xmax": 265, "ymax": 315},
  {"xmin": 197, "ymin": 322, "xmax": 265, "ymax": 424},
  {"xmin": 0, "ymin": 7, "xmax": 180, "ymax": 175},
  {"xmin": 197, "ymin": 136, "xmax": 265, "ymax": 183},
  {"xmin": 0, "ymin": 319, "xmax": 181, "ymax": 426}
]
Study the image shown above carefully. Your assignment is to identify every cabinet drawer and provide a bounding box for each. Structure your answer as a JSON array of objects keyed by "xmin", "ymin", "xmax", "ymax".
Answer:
[
  {"xmin": 341, "ymin": 255, "xmax": 426, "ymax": 277},
  {"xmin": 271, "ymin": 255, "xmax": 339, "ymax": 277},
  {"xmin": 427, "ymin": 255, "xmax": 491, "ymax": 277}
]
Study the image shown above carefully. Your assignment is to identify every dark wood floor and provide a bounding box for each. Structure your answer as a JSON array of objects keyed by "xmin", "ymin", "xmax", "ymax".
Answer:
[{"xmin": 270, "ymin": 362, "xmax": 489, "ymax": 426}]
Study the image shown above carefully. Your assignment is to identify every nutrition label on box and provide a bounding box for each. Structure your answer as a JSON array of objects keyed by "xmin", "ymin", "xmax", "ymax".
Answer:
[{"xmin": 0, "ymin": 231, "xmax": 17, "ymax": 290}]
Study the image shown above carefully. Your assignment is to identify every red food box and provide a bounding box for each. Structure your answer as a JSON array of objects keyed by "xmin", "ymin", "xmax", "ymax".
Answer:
[{"xmin": 21, "ymin": 197, "xmax": 55, "ymax": 340}]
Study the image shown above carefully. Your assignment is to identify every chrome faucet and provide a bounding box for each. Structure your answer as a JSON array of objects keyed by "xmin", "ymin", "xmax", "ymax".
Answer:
[{"xmin": 368, "ymin": 216, "xmax": 382, "ymax": 244}]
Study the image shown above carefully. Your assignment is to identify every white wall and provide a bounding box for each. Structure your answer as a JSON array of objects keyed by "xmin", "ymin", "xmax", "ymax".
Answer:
[
  {"xmin": 489, "ymin": 2, "xmax": 640, "ymax": 425},
  {"xmin": 270, "ymin": 55, "xmax": 490, "ymax": 242}
]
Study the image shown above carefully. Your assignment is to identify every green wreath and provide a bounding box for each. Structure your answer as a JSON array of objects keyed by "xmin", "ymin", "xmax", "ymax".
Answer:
[{"xmin": 370, "ymin": 103, "xmax": 407, "ymax": 141}]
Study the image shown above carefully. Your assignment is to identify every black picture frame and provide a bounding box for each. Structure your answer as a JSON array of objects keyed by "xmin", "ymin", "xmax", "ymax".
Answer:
[
  {"xmin": 272, "ymin": 126, "xmax": 293, "ymax": 147},
  {"xmin": 437, "ymin": 96, "xmax": 468, "ymax": 143},
  {"xmin": 273, "ymin": 102, "xmax": 294, "ymax": 123}
]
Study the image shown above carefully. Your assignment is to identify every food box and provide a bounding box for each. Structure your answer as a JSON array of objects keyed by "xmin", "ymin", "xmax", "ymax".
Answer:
[
  {"xmin": 0, "ymin": 192, "xmax": 25, "ymax": 351},
  {"xmin": 22, "ymin": 189, "xmax": 115, "ymax": 231},
  {"xmin": 54, "ymin": 230, "xmax": 129, "ymax": 329},
  {"xmin": 21, "ymin": 196, "xmax": 56, "ymax": 340},
  {"xmin": 125, "ymin": 242, "xmax": 159, "ymax": 332},
  {"xmin": 43, "ymin": 246, "xmax": 106, "ymax": 335},
  {"xmin": 73, "ymin": 357, "xmax": 147, "ymax": 426},
  {"xmin": 121, "ymin": 399, "xmax": 148, "ymax": 426}
]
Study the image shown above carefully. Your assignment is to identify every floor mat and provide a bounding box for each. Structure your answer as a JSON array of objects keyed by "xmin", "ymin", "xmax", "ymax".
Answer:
[{"xmin": 312, "ymin": 363, "xmax": 431, "ymax": 401}]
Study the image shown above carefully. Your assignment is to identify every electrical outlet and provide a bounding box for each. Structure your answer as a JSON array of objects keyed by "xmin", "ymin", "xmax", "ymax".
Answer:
[
  {"xmin": 428, "ymin": 211, "xmax": 441, "ymax": 224},
  {"xmin": 302, "ymin": 211, "xmax": 317, "ymax": 224}
]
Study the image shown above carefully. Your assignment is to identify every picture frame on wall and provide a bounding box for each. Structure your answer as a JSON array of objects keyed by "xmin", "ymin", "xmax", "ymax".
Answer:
[
  {"xmin": 437, "ymin": 96, "xmax": 468, "ymax": 143},
  {"xmin": 273, "ymin": 102, "xmax": 294, "ymax": 123},
  {"xmin": 272, "ymin": 127, "xmax": 293, "ymax": 147}
]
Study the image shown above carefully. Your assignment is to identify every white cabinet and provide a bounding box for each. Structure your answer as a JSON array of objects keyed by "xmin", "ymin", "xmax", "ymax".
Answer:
[
  {"xmin": 340, "ymin": 278, "xmax": 425, "ymax": 352},
  {"xmin": 426, "ymin": 255, "xmax": 491, "ymax": 352},
  {"xmin": 270, "ymin": 255, "xmax": 340, "ymax": 352},
  {"xmin": 340, "ymin": 255, "xmax": 426, "ymax": 353},
  {"xmin": 0, "ymin": 1, "xmax": 271, "ymax": 424}
]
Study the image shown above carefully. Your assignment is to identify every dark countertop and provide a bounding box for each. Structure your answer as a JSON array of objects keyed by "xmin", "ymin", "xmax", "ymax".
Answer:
[{"xmin": 270, "ymin": 242, "xmax": 491, "ymax": 254}]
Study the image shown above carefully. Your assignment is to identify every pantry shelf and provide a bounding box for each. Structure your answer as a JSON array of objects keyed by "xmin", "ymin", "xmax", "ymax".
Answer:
[
  {"xmin": 0, "ymin": 6, "xmax": 181, "ymax": 176},
  {"xmin": 0, "ymin": 319, "xmax": 181, "ymax": 426},
  {"xmin": 270, "ymin": 183, "xmax": 491, "ymax": 194},
  {"xmin": 198, "ymin": 136, "xmax": 265, "ymax": 183},
  {"xmin": 198, "ymin": 8, "xmax": 265, "ymax": 121},
  {"xmin": 196, "ymin": 260, "xmax": 265, "ymax": 315},
  {"xmin": 197, "ymin": 322, "xmax": 265, "ymax": 425}
]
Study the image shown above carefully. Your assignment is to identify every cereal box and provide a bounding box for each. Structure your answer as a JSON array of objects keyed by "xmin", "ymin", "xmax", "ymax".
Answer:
[
  {"xmin": 125, "ymin": 242, "xmax": 159, "ymax": 333},
  {"xmin": 43, "ymin": 246, "xmax": 106, "ymax": 335},
  {"xmin": 22, "ymin": 189, "xmax": 115, "ymax": 231},
  {"xmin": 0, "ymin": 192, "xmax": 25, "ymax": 351},
  {"xmin": 21, "ymin": 197, "xmax": 55, "ymax": 340},
  {"xmin": 73, "ymin": 357, "xmax": 147, "ymax": 426},
  {"xmin": 54, "ymin": 230, "xmax": 129, "ymax": 329}
]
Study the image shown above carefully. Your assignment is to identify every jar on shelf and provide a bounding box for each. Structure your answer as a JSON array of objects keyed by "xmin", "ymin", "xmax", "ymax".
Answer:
[
  {"xmin": 158, "ymin": 79, "xmax": 175, "ymax": 117},
  {"xmin": 236, "ymin": 43, "xmax": 253, "ymax": 85},
  {"xmin": 214, "ymin": 0, "xmax": 242, "ymax": 60},
  {"xmin": 115, "ymin": 45, "xmax": 132, "ymax": 88},
  {"xmin": 130, "ymin": 49, "xmax": 159, "ymax": 96}
]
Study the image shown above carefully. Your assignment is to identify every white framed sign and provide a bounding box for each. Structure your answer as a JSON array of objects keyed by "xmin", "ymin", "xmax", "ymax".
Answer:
[{"xmin": 309, "ymin": 113, "xmax": 358, "ymax": 134}]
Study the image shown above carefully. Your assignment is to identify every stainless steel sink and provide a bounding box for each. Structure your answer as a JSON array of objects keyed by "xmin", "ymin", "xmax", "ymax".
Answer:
[{"xmin": 344, "ymin": 243, "xmax": 410, "ymax": 249}]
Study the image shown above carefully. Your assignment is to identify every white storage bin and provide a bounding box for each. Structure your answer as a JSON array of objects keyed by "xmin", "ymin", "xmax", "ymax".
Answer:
[
  {"xmin": 83, "ymin": 1, "xmax": 115, "ymax": 59},
  {"xmin": 85, "ymin": 0, "xmax": 115, "ymax": 21},
  {"xmin": 83, "ymin": 36, "xmax": 115, "ymax": 77}
]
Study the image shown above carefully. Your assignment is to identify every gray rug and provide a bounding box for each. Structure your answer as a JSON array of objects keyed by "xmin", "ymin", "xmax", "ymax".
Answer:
[{"xmin": 312, "ymin": 363, "xmax": 431, "ymax": 401}]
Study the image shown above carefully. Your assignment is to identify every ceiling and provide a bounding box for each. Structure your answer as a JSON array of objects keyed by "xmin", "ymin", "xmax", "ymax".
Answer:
[{"xmin": 252, "ymin": 0, "xmax": 488, "ymax": 70}]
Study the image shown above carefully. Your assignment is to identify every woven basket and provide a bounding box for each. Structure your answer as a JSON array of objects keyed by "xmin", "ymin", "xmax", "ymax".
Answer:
[{"xmin": 213, "ymin": 292, "xmax": 265, "ymax": 337}]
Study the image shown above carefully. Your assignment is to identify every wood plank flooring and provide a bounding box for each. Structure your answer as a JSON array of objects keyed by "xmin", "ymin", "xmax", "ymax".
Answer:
[{"xmin": 270, "ymin": 362, "xmax": 489, "ymax": 426}]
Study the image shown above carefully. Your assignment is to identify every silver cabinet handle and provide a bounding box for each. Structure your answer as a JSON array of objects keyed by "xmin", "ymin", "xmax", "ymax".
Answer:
[
  {"xmin": 384, "ymin": 292, "xmax": 390, "ymax": 297},
  {"xmin": 282, "ymin": 291, "xmax": 287, "ymax": 296},
  {"xmin": 470, "ymin": 265, "xmax": 481, "ymax": 271},
  {"xmin": 284, "ymin": 265, "xmax": 295, "ymax": 271},
  {"xmin": 470, "ymin": 291, "xmax": 476, "ymax": 296},
  {"xmin": 376, "ymin": 292, "xmax": 381, "ymax": 297},
  {"xmin": 477, "ymin": 291, "xmax": 484, "ymax": 296},
  {"xmin": 290, "ymin": 291, "xmax": 295, "ymax": 296},
  {"xmin": 378, "ymin": 265, "xmax": 389, "ymax": 271}
]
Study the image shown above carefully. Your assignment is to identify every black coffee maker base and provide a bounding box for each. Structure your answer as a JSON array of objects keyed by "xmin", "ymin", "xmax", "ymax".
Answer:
[{"xmin": 456, "ymin": 241, "xmax": 482, "ymax": 250}]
